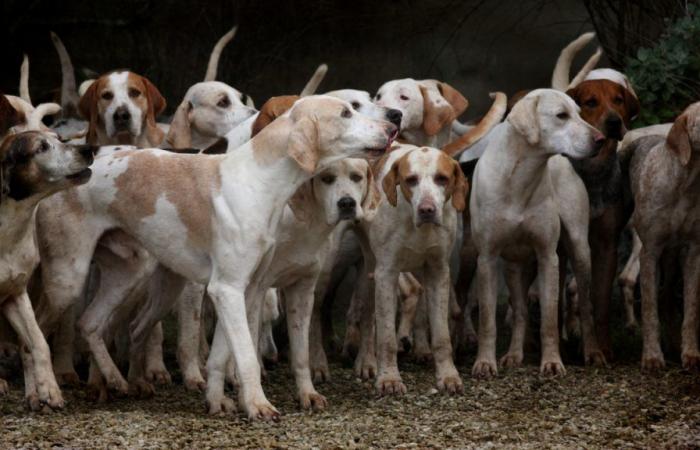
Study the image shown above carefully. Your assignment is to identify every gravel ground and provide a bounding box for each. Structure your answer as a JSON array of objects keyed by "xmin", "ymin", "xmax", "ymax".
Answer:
[{"xmin": 1, "ymin": 357, "xmax": 699, "ymax": 449}]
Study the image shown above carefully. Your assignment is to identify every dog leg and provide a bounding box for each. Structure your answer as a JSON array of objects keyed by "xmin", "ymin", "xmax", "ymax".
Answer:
[
  {"xmin": 618, "ymin": 230, "xmax": 641, "ymax": 329},
  {"xmin": 3, "ymin": 291, "xmax": 64, "ymax": 410},
  {"xmin": 144, "ymin": 322, "xmax": 171, "ymax": 385},
  {"xmin": 285, "ymin": 277, "xmax": 327, "ymax": 411},
  {"xmin": 640, "ymin": 245, "xmax": 665, "ymax": 370},
  {"xmin": 681, "ymin": 246, "xmax": 700, "ymax": 371},
  {"xmin": 374, "ymin": 264, "xmax": 405, "ymax": 395},
  {"xmin": 309, "ymin": 286, "xmax": 330, "ymax": 383},
  {"xmin": 204, "ymin": 322, "xmax": 236, "ymax": 415},
  {"xmin": 473, "ymin": 254, "xmax": 499, "ymax": 379},
  {"xmin": 412, "ymin": 293, "xmax": 432, "ymax": 364},
  {"xmin": 537, "ymin": 251, "xmax": 565, "ymax": 377},
  {"xmin": 177, "ymin": 282, "xmax": 207, "ymax": 391},
  {"xmin": 353, "ymin": 264, "xmax": 377, "ymax": 380},
  {"xmin": 51, "ymin": 306, "xmax": 80, "ymax": 386},
  {"xmin": 501, "ymin": 263, "xmax": 527, "ymax": 369},
  {"xmin": 397, "ymin": 272, "xmax": 420, "ymax": 355}
]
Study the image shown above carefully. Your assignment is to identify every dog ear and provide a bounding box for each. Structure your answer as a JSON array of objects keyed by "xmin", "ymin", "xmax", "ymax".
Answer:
[
  {"xmin": 565, "ymin": 86, "xmax": 580, "ymax": 104},
  {"xmin": 667, "ymin": 113, "xmax": 692, "ymax": 166},
  {"xmin": 166, "ymin": 100, "xmax": 193, "ymax": 149},
  {"xmin": 446, "ymin": 157, "xmax": 469, "ymax": 212},
  {"xmin": 420, "ymin": 85, "xmax": 455, "ymax": 136},
  {"xmin": 79, "ymin": 80, "xmax": 100, "ymax": 144},
  {"xmin": 507, "ymin": 94, "xmax": 539, "ymax": 145},
  {"xmin": 624, "ymin": 88, "xmax": 640, "ymax": 123},
  {"xmin": 253, "ymin": 95, "xmax": 299, "ymax": 137},
  {"xmin": 288, "ymin": 179, "xmax": 316, "ymax": 223},
  {"xmin": 438, "ymin": 82, "xmax": 469, "ymax": 118},
  {"xmin": 142, "ymin": 77, "xmax": 166, "ymax": 146},
  {"xmin": 361, "ymin": 160, "xmax": 382, "ymax": 217},
  {"xmin": 381, "ymin": 158, "xmax": 401, "ymax": 207},
  {"xmin": 288, "ymin": 116, "xmax": 319, "ymax": 174}
]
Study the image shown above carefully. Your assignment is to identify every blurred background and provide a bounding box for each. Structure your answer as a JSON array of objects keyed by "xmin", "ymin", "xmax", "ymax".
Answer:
[{"xmin": 0, "ymin": 0, "xmax": 695, "ymax": 122}]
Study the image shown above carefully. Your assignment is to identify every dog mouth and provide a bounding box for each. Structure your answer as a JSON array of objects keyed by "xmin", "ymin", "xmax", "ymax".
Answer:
[
  {"xmin": 364, "ymin": 128, "xmax": 399, "ymax": 157},
  {"xmin": 66, "ymin": 168, "xmax": 92, "ymax": 184}
]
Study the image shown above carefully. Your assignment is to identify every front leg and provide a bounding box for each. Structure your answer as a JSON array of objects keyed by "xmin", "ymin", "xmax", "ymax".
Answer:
[
  {"xmin": 284, "ymin": 276, "xmax": 327, "ymax": 411},
  {"xmin": 424, "ymin": 264, "xmax": 462, "ymax": 394},
  {"xmin": 500, "ymin": 262, "xmax": 527, "ymax": 369},
  {"xmin": 537, "ymin": 251, "xmax": 565, "ymax": 377},
  {"xmin": 176, "ymin": 282, "xmax": 207, "ymax": 391},
  {"xmin": 472, "ymin": 254, "xmax": 499, "ymax": 379},
  {"xmin": 374, "ymin": 265, "xmax": 405, "ymax": 395},
  {"xmin": 639, "ymin": 245, "xmax": 664, "ymax": 370},
  {"xmin": 681, "ymin": 246, "xmax": 700, "ymax": 371},
  {"xmin": 144, "ymin": 322, "xmax": 172, "ymax": 385}
]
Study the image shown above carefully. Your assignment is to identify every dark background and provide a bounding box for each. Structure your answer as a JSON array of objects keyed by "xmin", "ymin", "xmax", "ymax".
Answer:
[{"xmin": 0, "ymin": 0, "xmax": 683, "ymax": 117}]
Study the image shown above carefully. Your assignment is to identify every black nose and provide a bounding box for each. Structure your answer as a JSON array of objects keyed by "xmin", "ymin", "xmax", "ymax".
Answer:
[
  {"xmin": 604, "ymin": 115, "xmax": 623, "ymax": 140},
  {"xmin": 386, "ymin": 109, "xmax": 402, "ymax": 128},
  {"xmin": 337, "ymin": 197, "xmax": 357, "ymax": 219},
  {"xmin": 113, "ymin": 107, "xmax": 131, "ymax": 128}
]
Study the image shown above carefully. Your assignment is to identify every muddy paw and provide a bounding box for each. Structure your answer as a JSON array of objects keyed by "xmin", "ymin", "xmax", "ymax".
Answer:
[
  {"xmin": 36, "ymin": 383, "xmax": 65, "ymax": 410},
  {"xmin": 105, "ymin": 376, "xmax": 129, "ymax": 397},
  {"xmin": 146, "ymin": 369, "xmax": 172, "ymax": 386},
  {"xmin": 312, "ymin": 366, "xmax": 330, "ymax": 384},
  {"xmin": 499, "ymin": 352, "xmax": 523, "ymax": 369},
  {"xmin": 681, "ymin": 352, "xmax": 700, "ymax": 372},
  {"xmin": 437, "ymin": 375, "xmax": 463, "ymax": 394},
  {"xmin": 585, "ymin": 349, "xmax": 608, "ymax": 367},
  {"xmin": 128, "ymin": 379, "xmax": 155, "ymax": 399},
  {"xmin": 354, "ymin": 355, "xmax": 377, "ymax": 380},
  {"xmin": 540, "ymin": 358, "xmax": 566, "ymax": 377},
  {"xmin": 641, "ymin": 352, "xmax": 665, "ymax": 371},
  {"xmin": 184, "ymin": 376, "xmax": 207, "ymax": 392},
  {"xmin": 472, "ymin": 359, "xmax": 497, "ymax": 379},
  {"xmin": 56, "ymin": 371, "xmax": 81, "ymax": 387},
  {"xmin": 299, "ymin": 391, "xmax": 328, "ymax": 411},
  {"xmin": 244, "ymin": 398, "xmax": 280, "ymax": 421},
  {"xmin": 206, "ymin": 395, "xmax": 236, "ymax": 415},
  {"xmin": 375, "ymin": 376, "xmax": 407, "ymax": 396},
  {"xmin": 0, "ymin": 378, "xmax": 8, "ymax": 395},
  {"xmin": 25, "ymin": 393, "xmax": 43, "ymax": 411}
]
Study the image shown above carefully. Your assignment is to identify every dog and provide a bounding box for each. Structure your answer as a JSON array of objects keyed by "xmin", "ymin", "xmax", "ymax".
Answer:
[
  {"xmin": 470, "ymin": 89, "xmax": 604, "ymax": 378},
  {"xmin": 627, "ymin": 103, "xmax": 700, "ymax": 371},
  {"xmin": 0, "ymin": 130, "xmax": 94, "ymax": 410},
  {"xmin": 34, "ymin": 95, "xmax": 396, "ymax": 419}
]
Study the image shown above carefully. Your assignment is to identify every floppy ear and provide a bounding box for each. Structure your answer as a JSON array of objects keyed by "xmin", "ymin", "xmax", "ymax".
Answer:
[
  {"xmin": 288, "ymin": 116, "xmax": 319, "ymax": 174},
  {"xmin": 166, "ymin": 100, "xmax": 192, "ymax": 149},
  {"xmin": 447, "ymin": 158, "xmax": 469, "ymax": 212},
  {"xmin": 420, "ymin": 85, "xmax": 455, "ymax": 136},
  {"xmin": 79, "ymin": 80, "xmax": 100, "ymax": 144},
  {"xmin": 624, "ymin": 89, "xmax": 640, "ymax": 123},
  {"xmin": 438, "ymin": 82, "xmax": 469, "ymax": 118},
  {"xmin": 361, "ymin": 161, "xmax": 382, "ymax": 215},
  {"xmin": 667, "ymin": 113, "xmax": 691, "ymax": 166},
  {"xmin": 507, "ymin": 94, "xmax": 539, "ymax": 145},
  {"xmin": 288, "ymin": 180, "xmax": 316, "ymax": 223},
  {"xmin": 141, "ymin": 77, "xmax": 166, "ymax": 146},
  {"xmin": 253, "ymin": 95, "xmax": 299, "ymax": 137},
  {"xmin": 381, "ymin": 159, "xmax": 400, "ymax": 207},
  {"xmin": 565, "ymin": 86, "xmax": 580, "ymax": 104}
]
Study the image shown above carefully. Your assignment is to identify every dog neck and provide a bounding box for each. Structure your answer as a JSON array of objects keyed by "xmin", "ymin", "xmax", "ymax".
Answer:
[{"xmin": 0, "ymin": 197, "xmax": 41, "ymax": 244}]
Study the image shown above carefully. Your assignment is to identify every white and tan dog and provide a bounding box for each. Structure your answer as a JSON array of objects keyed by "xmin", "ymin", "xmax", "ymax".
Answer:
[
  {"xmin": 470, "ymin": 89, "xmax": 604, "ymax": 378},
  {"xmin": 34, "ymin": 95, "xmax": 396, "ymax": 419},
  {"xmin": 0, "ymin": 130, "xmax": 94, "ymax": 410}
]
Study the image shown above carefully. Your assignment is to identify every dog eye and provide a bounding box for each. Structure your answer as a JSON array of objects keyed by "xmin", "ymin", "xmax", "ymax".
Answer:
[
  {"xmin": 321, "ymin": 174, "xmax": 336, "ymax": 184},
  {"xmin": 556, "ymin": 112, "xmax": 569, "ymax": 120},
  {"xmin": 434, "ymin": 174, "xmax": 449, "ymax": 186},
  {"xmin": 128, "ymin": 88, "xmax": 141, "ymax": 98},
  {"xmin": 240, "ymin": 93, "xmax": 248, "ymax": 104},
  {"xmin": 375, "ymin": 94, "xmax": 382, "ymax": 101},
  {"xmin": 341, "ymin": 108, "xmax": 352, "ymax": 118},
  {"xmin": 217, "ymin": 96, "xmax": 231, "ymax": 108},
  {"xmin": 351, "ymin": 101, "xmax": 361, "ymax": 110},
  {"xmin": 400, "ymin": 95, "xmax": 409, "ymax": 101},
  {"xmin": 101, "ymin": 91, "xmax": 114, "ymax": 101},
  {"xmin": 37, "ymin": 140, "xmax": 49, "ymax": 153},
  {"xmin": 613, "ymin": 96, "xmax": 624, "ymax": 105},
  {"xmin": 584, "ymin": 99, "xmax": 598, "ymax": 108},
  {"xmin": 405, "ymin": 175, "xmax": 418, "ymax": 186},
  {"xmin": 350, "ymin": 173, "xmax": 363, "ymax": 183}
]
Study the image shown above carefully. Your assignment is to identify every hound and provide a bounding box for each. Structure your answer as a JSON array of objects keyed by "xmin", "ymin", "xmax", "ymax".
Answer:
[{"xmin": 34, "ymin": 95, "xmax": 396, "ymax": 419}]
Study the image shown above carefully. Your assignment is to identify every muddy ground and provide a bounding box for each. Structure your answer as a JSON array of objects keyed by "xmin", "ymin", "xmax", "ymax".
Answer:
[{"xmin": 2, "ymin": 353, "xmax": 699, "ymax": 449}]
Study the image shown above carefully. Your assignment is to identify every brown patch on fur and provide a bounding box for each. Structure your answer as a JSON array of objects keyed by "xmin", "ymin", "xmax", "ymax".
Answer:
[
  {"xmin": 382, "ymin": 153, "xmax": 412, "ymax": 207},
  {"xmin": 420, "ymin": 86, "xmax": 455, "ymax": 136},
  {"xmin": 437, "ymin": 151, "xmax": 468, "ymax": 212},
  {"xmin": 252, "ymin": 95, "xmax": 299, "ymax": 137},
  {"xmin": 566, "ymin": 79, "xmax": 639, "ymax": 134},
  {"xmin": 437, "ymin": 82, "xmax": 469, "ymax": 118},
  {"xmin": 109, "ymin": 151, "xmax": 223, "ymax": 250}
]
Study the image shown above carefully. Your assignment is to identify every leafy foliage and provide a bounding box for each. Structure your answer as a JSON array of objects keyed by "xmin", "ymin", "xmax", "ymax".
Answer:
[{"xmin": 625, "ymin": 5, "xmax": 700, "ymax": 126}]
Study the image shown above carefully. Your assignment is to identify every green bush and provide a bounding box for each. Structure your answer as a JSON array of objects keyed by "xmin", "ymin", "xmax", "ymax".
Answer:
[{"xmin": 625, "ymin": 5, "xmax": 700, "ymax": 126}]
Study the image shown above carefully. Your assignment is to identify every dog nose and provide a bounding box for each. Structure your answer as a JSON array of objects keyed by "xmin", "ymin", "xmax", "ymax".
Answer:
[
  {"xmin": 417, "ymin": 202, "xmax": 436, "ymax": 222},
  {"xmin": 386, "ymin": 109, "xmax": 402, "ymax": 128},
  {"xmin": 113, "ymin": 107, "xmax": 131, "ymax": 127},
  {"xmin": 605, "ymin": 115, "xmax": 623, "ymax": 139},
  {"xmin": 337, "ymin": 197, "xmax": 356, "ymax": 212}
]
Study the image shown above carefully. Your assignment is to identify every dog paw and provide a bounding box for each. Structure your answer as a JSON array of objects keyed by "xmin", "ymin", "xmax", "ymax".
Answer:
[
  {"xmin": 312, "ymin": 365, "xmax": 330, "ymax": 384},
  {"xmin": 641, "ymin": 351, "xmax": 665, "ymax": 371},
  {"xmin": 206, "ymin": 395, "xmax": 236, "ymax": 415},
  {"xmin": 376, "ymin": 375, "xmax": 407, "ymax": 396},
  {"xmin": 299, "ymin": 390, "xmax": 328, "ymax": 411},
  {"xmin": 437, "ymin": 375, "xmax": 463, "ymax": 394},
  {"xmin": 35, "ymin": 381, "xmax": 65, "ymax": 410},
  {"xmin": 540, "ymin": 358, "xmax": 566, "ymax": 377},
  {"xmin": 128, "ymin": 379, "xmax": 155, "ymax": 399},
  {"xmin": 184, "ymin": 376, "xmax": 207, "ymax": 392},
  {"xmin": 584, "ymin": 349, "xmax": 608, "ymax": 367},
  {"xmin": 499, "ymin": 352, "xmax": 523, "ymax": 369},
  {"xmin": 146, "ymin": 368, "xmax": 172, "ymax": 386},
  {"xmin": 472, "ymin": 359, "xmax": 497, "ymax": 379},
  {"xmin": 243, "ymin": 397, "xmax": 280, "ymax": 421},
  {"xmin": 682, "ymin": 351, "xmax": 700, "ymax": 372},
  {"xmin": 105, "ymin": 375, "xmax": 129, "ymax": 397},
  {"xmin": 86, "ymin": 382, "xmax": 109, "ymax": 403},
  {"xmin": 0, "ymin": 378, "xmax": 8, "ymax": 395},
  {"xmin": 25, "ymin": 392, "xmax": 42, "ymax": 411},
  {"xmin": 354, "ymin": 354, "xmax": 377, "ymax": 380},
  {"xmin": 56, "ymin": 371, "xmax": 81, "ymax": 387}
]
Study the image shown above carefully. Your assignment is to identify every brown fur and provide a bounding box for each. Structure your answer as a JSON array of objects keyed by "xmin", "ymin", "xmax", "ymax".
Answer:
[
  {"xmin": 437, "ymin": 152, "xmax": 469, "ymax": 212},
  {"xmin": 251, "ymin": 95, "xmax": 300, "ymax": 137}
]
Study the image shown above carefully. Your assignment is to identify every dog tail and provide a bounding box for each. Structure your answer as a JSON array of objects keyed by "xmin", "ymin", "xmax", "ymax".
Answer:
[
  {"xmin": 442, "ymin": 92, "xmax": 507, "ymax": 157},
  {"xmin": 29, "ymin": 103, "xmax": 61, "ymax": 130},
  {"xmin": 551, "ymin": 31, "xmax": 597, "ymax": 91},
  {"xmin": 204, "ymin": 26, "xmax": 238, "ymax": 82},
  {"xmin": 300, "ymin": 64, "xmax": 328, "ymax": 97},
  {"xmin": 50, "ymin": 32, "xmax": 80, "ymax": 118},
  {"xmin": 567, "ymin": 47, "xmax": 603, "ymax": 90},
  {"xmin": 19, "ymin": 55, "xmax": 31, "ymax": 104}
]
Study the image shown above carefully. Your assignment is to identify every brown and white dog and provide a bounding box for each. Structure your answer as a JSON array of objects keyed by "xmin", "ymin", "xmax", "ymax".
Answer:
[{"xmin": 0, "ymin": 129, "xmax": 94, "ymax": 410}]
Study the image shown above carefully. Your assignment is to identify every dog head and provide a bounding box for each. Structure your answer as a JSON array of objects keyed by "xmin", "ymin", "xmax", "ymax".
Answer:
[
  {"xmin": 269, "ymin": 95, "xmax": 397, "ymax": 174},
  {"xmin": 167, "ymin": 81, "xmax": 257, "ymax": 148},
  {"xmin": 374, "ymin": 79, "xmax": 468, "ymax": 136},
  {"xmin": 79, "ymin": 71, "xmax": 166, "ymax": 146},
  {"xmin": 0, "ymin": 131, "xmax": 94, "ymax": 203},
  {"xmin": 566, "ymin": 79, "xmax": 639, "ymax": 141},
  {"xmin": 381, "ymin": 145, "xmax": 468, "ymax": 227},
  {"xmin": 507, "ymin": 89, "xmax": 605, "ymax": 160},
  {"xmin": 325, "ymin": 89, "xmax": 403, "ymax": 129},
  {"xmin": 289, "ymin": 158, "xmax": 380, "ymax": 225},
  {"xmin": 666, "ymin": 102, "xmax": 700, "ymax": 167}
]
